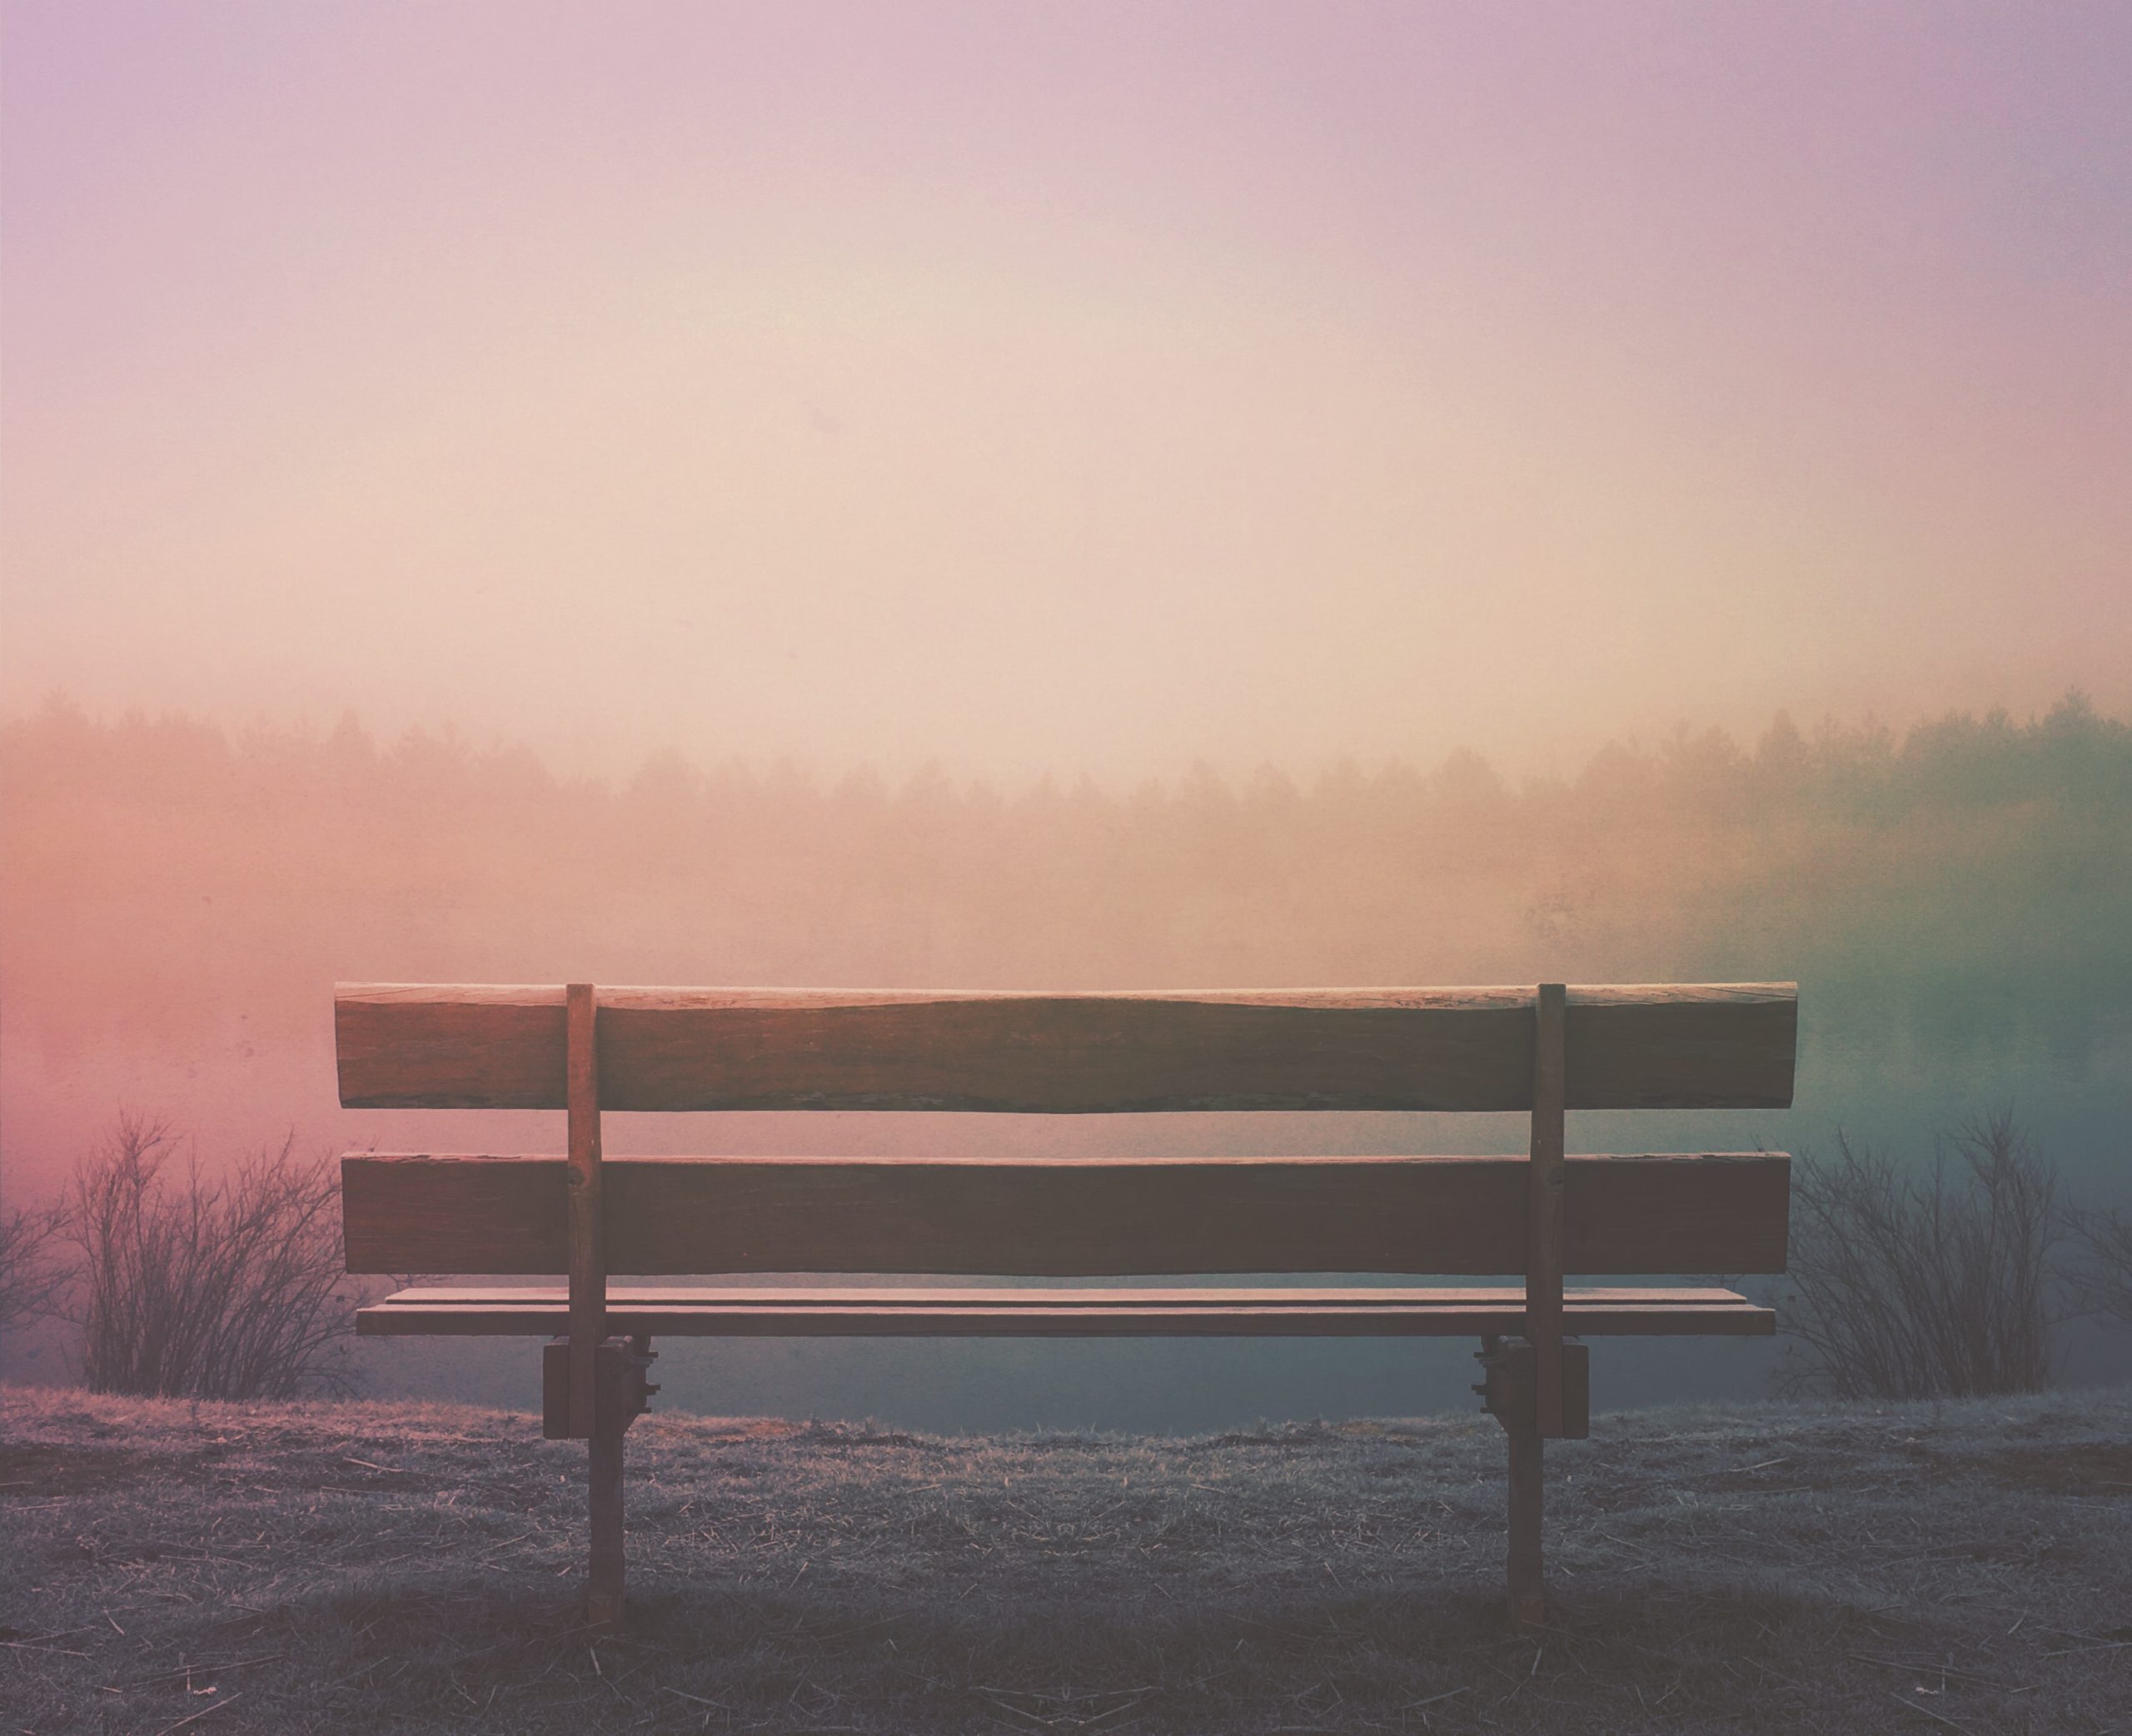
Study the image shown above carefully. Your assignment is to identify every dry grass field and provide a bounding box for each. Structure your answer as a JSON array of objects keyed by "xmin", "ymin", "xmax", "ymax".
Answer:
[{"xmin": 4, "ymin": 1382, "xmax": 2130, "ymax": 1734}]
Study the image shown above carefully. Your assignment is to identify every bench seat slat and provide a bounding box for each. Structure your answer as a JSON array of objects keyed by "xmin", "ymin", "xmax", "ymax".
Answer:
[{"xmin": 356, "ymin": 1284, "xmax": 1776, "ymax": 1338}]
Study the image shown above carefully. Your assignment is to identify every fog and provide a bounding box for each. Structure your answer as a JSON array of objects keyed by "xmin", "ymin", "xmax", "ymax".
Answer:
[
  {"xmin": 7, "ymin": 3, "xmax": 2130, "ymax": 1425},
  {"xmin": 5, "ymin": 695, "xmax": 2128, "ymax": 1427}
]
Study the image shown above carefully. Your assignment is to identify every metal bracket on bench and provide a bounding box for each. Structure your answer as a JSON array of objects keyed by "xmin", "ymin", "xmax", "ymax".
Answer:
[
  {"xmin": 544, "ymin": 1336, "xmax": 659, "ymax": 1441},
  {"xmin": 1474, "ymin": 1335, "xmax": 1589, "ymax": 1440}
]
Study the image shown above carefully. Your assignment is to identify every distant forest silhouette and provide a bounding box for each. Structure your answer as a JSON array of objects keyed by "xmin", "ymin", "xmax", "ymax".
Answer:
[{"xmin": 6, "ymin": 691, "xmax": 2128, "ymax": 1062}]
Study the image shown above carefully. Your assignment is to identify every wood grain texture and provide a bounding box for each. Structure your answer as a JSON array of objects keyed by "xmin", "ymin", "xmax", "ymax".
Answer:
[
  {"xmin": 355, "ymin": 1284, "xmax": 1776, "ymax": 1338},
  {"xmin": 1527, "ymin": 983, "xmax": 1567, "ymax": 1438},
  {"xmin": 341, "ymin": 1152, "xmax": 1791, "ymax": 1276},
  {"xmin": 335, "ymin": 982, "xmax": 1797, "ymax": 1112}
]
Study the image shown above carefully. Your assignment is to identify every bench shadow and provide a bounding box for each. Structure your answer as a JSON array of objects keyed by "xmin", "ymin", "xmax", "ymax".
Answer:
[{"xmin": 237, "ymin": 1569, "xmax": 1986, "ymax": 1733}]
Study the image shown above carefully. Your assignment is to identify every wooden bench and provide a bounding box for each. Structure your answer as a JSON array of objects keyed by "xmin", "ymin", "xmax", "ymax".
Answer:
[{"xmin": 337, "ymin": 980, "xmax": 1796, "ymax": 1632}]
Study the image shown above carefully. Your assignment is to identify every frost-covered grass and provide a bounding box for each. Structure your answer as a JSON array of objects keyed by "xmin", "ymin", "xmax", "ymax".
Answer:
[{"xmin": 4, "ymin": 1383, "xmax": 2130, "ymax": 1734}]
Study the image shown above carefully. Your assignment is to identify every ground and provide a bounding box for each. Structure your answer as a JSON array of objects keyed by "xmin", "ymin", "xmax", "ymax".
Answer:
[{"xmin": 3, "ymin": 1383, "xmax": 2130, "ymax": 1734}]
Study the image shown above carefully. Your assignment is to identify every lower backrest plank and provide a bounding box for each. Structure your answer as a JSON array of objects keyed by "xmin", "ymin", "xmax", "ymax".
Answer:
[{"xmin": 342, "ymin": 1152, "xmax": 1789, "ymax": 1277}]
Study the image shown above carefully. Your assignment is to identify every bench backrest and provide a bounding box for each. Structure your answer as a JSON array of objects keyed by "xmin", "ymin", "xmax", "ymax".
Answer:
[{"xmin": 338, "ymin": 982, "xmax": 1795, "ymax": 1280}]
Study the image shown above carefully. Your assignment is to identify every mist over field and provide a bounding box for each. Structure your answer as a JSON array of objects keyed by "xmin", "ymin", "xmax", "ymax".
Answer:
[{"xmin": 5, "ymin": 692, "xmax": 2127, "ymax": 1428}]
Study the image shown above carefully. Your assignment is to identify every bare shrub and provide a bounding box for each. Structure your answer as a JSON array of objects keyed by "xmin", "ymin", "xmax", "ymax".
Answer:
[
  {"xmin": 1776, "ymin": 1108, "xmax": 2066, "ymax": 1400},
  {"xmin": 2066, "ymin": 1203, "xmax": 2132, "ymax": 1328},
  {"xmin": 0, "ymin": 1201, "xmax": 68, "ymax": 1336},
  {"xmin": 59, "ymin": 1112, "xmax": 362, "ymax": 1400}
]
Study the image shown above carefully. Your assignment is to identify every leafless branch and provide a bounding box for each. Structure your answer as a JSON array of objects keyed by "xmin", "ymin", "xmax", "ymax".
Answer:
[
  {"xmin": 1775, "ymin": 1108, "xmax": 2066, "ymax": 1400},
  {"xmin": 56, "ymin": 1111, "xmax": 366, "ymax": 1400},
  {"xmin": 0, "ymin": 1199, "xmax": 69, "ymax": 1334},
  {"xmin": 2064, "ymin": 1201, "xmax": 2132, "ymax": 1328}
]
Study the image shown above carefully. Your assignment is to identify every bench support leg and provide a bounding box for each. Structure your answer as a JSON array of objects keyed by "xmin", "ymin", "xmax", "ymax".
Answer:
[
  {"xmin": 1506, "ymin": 1415, "xmax": 1546, "ymax": 1632},
  {"xmin": 1477, "ymin": 1336, "xmax": 1580, "ymax": 1632},
  {"xmin": 587, "ymin": 1416, "xmax": 625, "ymax": 1633},
  {"xmin": 546, "ymin": 1334, "xmax": 657, "ymax": 1634}
]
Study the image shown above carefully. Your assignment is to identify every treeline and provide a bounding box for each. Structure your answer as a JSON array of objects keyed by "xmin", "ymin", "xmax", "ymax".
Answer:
[{"xmin": 5, "ymin": 691, "xmax": 2127, "ymax": 1056}]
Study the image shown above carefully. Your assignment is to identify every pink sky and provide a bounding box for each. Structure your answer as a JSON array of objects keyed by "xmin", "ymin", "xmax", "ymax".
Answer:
[{"xmin": 4, "ymin": 2, "xmax": 2128, "ymax": 779}]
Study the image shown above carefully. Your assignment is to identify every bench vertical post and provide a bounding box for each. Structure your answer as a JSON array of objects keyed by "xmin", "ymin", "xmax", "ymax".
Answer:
[
  {"xmin": 1507, "ymin": 982, "xmax": 1567, "ymax": 1632},
  {"xmin": 565, "ymin": 983, "xmax": 624, "ymax": 1629},
  {"xmin": 566, "ymin": 983, "xmax": 606, "ymax": 1436},
  {"xmin": 1527, "ymin": 982, "xmax": 1567, "ymax": 1436}
]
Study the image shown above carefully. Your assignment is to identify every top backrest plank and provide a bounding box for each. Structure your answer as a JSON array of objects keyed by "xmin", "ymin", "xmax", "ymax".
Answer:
[{"xmin": 336, "ymin": 983, "xmax": 1797, "ymax": 1113}]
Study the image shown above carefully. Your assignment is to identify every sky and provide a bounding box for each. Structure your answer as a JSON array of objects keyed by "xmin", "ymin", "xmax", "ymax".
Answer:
[{"xmin": 4, "ymin": 1, "xmax": 2129, "ymax": 782}]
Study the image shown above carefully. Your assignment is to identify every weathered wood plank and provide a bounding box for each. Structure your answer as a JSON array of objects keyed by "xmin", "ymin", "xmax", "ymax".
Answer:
[
  {"xmin": 355, "ymin": 1284, "xmax": 1776, "ymax": 1337},
  {"xmin": 335, "ymin": 983, "xmax": 1796, "ymax": 1112},
  {"xmin": 341, "ymin": 1152, "xmax": 1791, "ymax": 1276}
]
